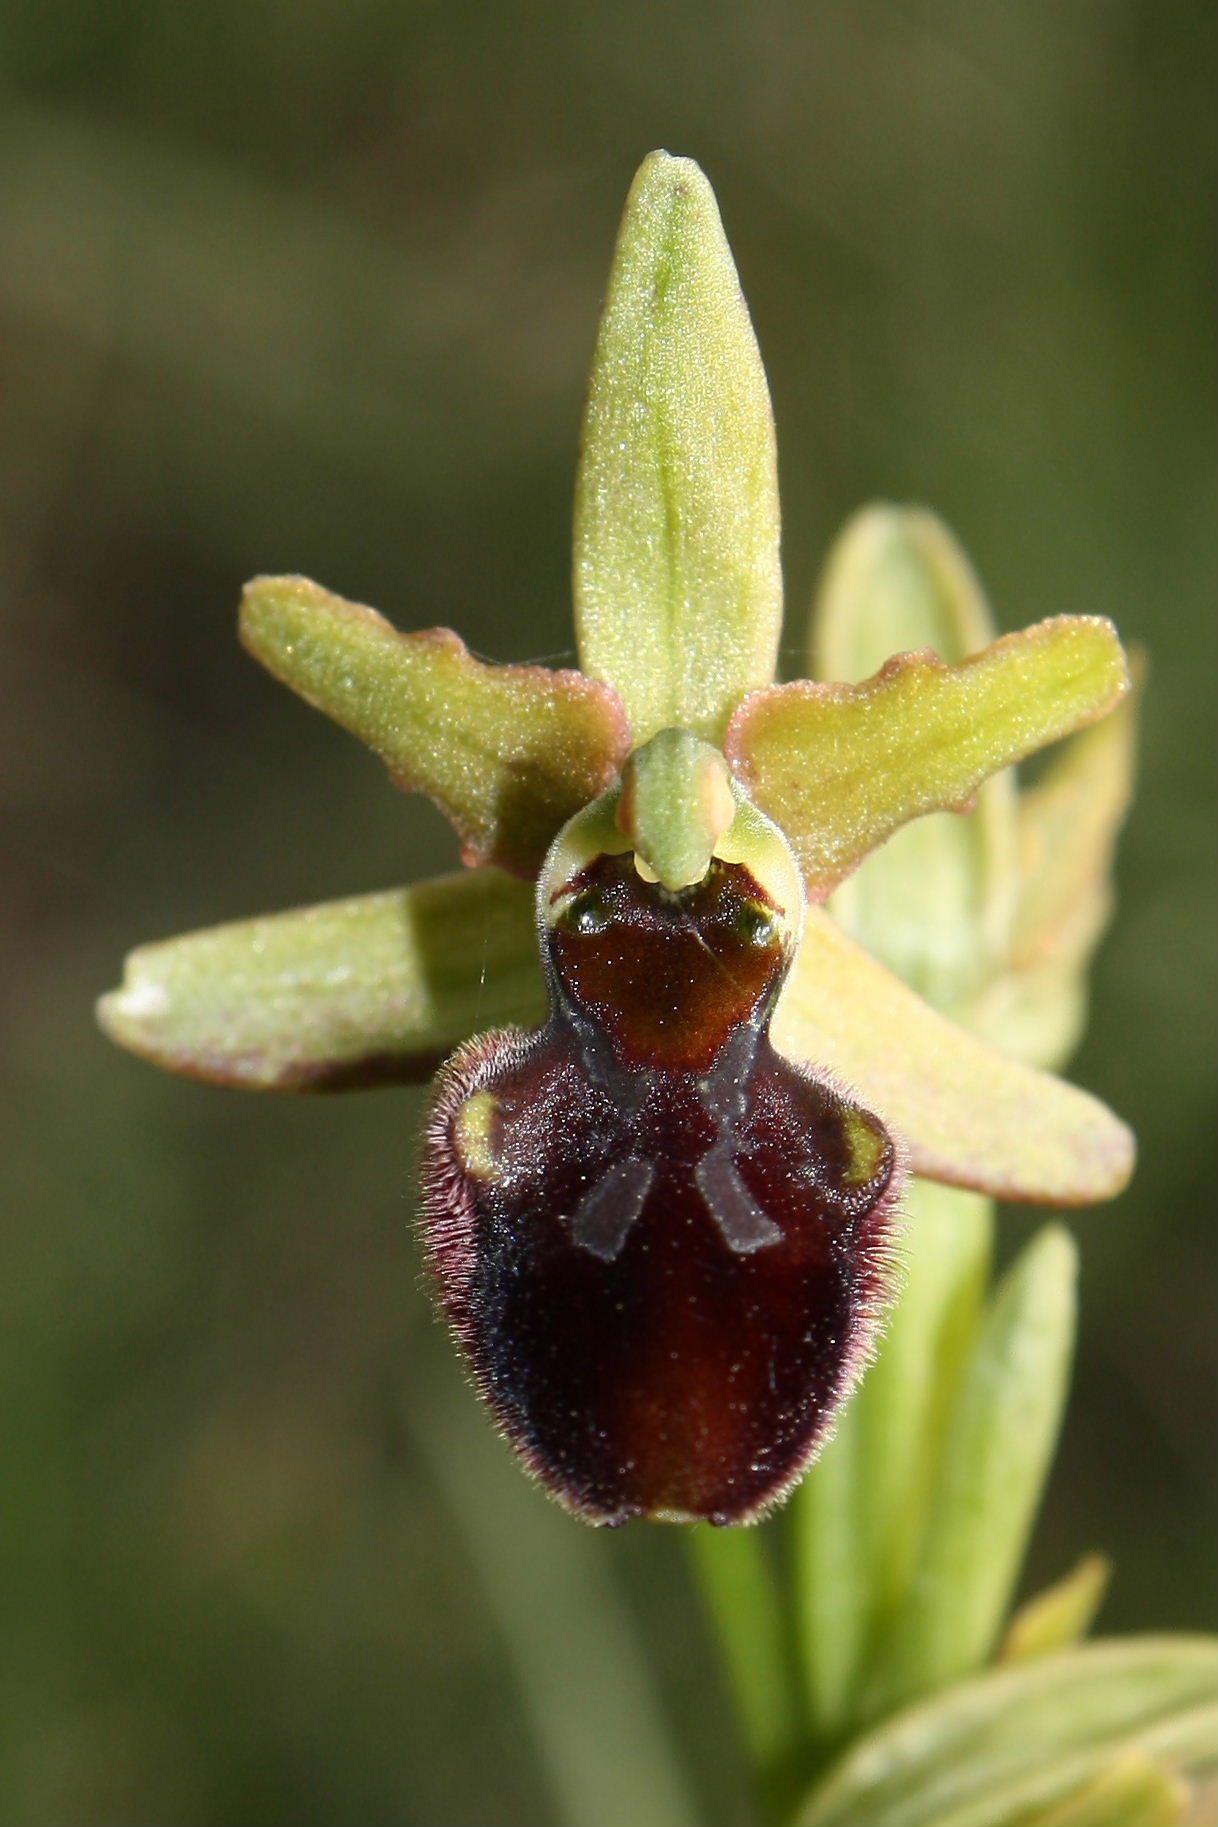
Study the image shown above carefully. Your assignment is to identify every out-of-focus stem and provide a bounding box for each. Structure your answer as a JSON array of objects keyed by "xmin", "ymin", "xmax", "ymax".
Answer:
[
  {"xmin": 688, "ymin": 1524, "xmax": 802, "ymax": 1799},
  {"xmin": 410, "ymin": 1361, "xmax": 700, "ymax": 1827}
]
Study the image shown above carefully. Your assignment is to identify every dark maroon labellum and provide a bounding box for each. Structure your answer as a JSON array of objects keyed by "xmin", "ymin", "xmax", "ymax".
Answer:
[{"xmin": 422, "ymin": 823, "xmax": 901, "ymax": 1526}]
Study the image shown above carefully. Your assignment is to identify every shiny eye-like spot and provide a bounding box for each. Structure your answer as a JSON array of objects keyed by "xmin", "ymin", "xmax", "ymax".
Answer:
[
  {"xmin": 561, "ymin": 887, "xmax": 617, "ymax": 935},
  {"xmin": 734, "ymin": 899, "xmax": 780, "ymax": 948}
]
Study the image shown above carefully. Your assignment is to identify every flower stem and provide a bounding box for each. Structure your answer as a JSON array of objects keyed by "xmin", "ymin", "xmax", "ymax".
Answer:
[
  {"xmin": 410, "ymin": 1360, "xmax": 700, "ymax": 1827},
  {"xmin": 688, "ymin": 1521, "xmax": 803, "ymax": 1816}
]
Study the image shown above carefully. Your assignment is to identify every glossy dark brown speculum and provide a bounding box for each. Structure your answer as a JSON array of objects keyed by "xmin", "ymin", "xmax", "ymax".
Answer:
[{"xmin": 422, "ymin": 847, "xmax": 900, "ymax": 1525}]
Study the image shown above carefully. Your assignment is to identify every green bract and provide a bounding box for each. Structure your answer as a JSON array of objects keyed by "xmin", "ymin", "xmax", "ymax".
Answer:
[{"xmin": 863, "ymin": 1223, "xmax": 1079, "ymax": 1714}]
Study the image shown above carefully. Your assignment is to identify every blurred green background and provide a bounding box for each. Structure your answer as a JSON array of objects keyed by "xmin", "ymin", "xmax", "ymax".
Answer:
[{"xmin": 1, "ymin": 2, "xmax": 1213, "ymax": 1822}]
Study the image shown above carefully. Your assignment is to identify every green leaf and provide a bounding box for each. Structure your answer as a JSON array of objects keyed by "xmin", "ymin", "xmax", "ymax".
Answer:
[
  {"xmin": 851, "ymin": 1187, "xmax": 993, "ymax": 1624},
  {"xmin": 1021, "ymin": 1752, "xmax": 1189, "ymax": 1827},
  {"xmin": 864, "ymin": 1226, "xmax": 1077, "ymax": 1718},
  {"xmin": 727, "ymin": 616, "xmax": 1130, "ymax": 901},
  {"xmin": 810, "ymin": 506, "xmax": 1019, "ymax": 1019},
  {"xmin": 573, "ymin": 150, "xmax": 782, "ymax": 745},
  {"xmin": 240, "ymin": 575, "xmax": 630, "ymax": 877},
  {"xmin": 771, "ymin": 909, "xmax": 1135, "ymax": 1205},
  {"xmin": 793, "ymin": 1183, "xmax": 993, "ymax": 1749},
  {"xmin": 1000, "ymin": 1554, "xmax": 1112, "ymax": 1664},
  {"xmin": 796, "ymin": 1637, "xmax": 1218, "ymax": 1827},
  {"xmin": 97, "ymin": 870, "xmax": 544, "ymax": 1090}
]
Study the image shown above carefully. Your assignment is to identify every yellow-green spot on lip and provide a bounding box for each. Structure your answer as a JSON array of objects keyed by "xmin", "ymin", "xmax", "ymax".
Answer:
[
  {"xmin": 455, "ymin": 1089, "xmax": 500, "ymax": 1179},
  {"xmin": 841, "ymin": 1107, "xmax": 890, "ymax": 1186}
]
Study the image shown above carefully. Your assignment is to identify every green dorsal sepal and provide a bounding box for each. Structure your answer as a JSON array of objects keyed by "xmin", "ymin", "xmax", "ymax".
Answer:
[{"xmin": 574, "ymin": 151, "xmax": 782, "ymax": 745}]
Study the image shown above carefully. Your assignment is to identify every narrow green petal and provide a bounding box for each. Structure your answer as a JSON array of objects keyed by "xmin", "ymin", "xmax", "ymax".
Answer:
[
  {"xmin": 771, "ymin": 909, "xmax": 1135, "ymax": 1206},
  {"xmin": 796, "ymin": 1637, "xmax": 1218, "ymax": 1827},
  {"xmin": 97, "ymin": 870, "xmax": 544, "ymax": 1090},
  {"xmin": 241, "ymin": 576, "xmax": 630, "ymax": 877},
  {"xmin": 864, "ymin": 1226, "xmax": 1077, "ymax": 1717},
  {"xmin": 1000, "ymin": 1555, "xmax": 1113, "ymax": 1665},
  {"xmin": 574, "ymin": 151, "xmax": 782, "ymax": 744},
  {"xmin": 727, "ymin": 617, "xmax": 1130, "ymax": 901}
]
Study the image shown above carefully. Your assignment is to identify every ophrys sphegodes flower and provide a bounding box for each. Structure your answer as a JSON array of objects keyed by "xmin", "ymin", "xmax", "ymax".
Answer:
[{"xmin": 98, "ymin": 153, "xmax": 1134, "ymax": 1526}]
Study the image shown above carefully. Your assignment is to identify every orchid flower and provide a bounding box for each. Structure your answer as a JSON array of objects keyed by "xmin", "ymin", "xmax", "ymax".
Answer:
[{"xmin": 96, "ymin": 148, "xmax": 1215, "ymax": 1827}]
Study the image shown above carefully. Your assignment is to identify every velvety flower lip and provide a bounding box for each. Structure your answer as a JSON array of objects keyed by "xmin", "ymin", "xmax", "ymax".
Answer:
[{"xmin": 419, "ymin": 790, "xmax": 906, "ymax": 1525}]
